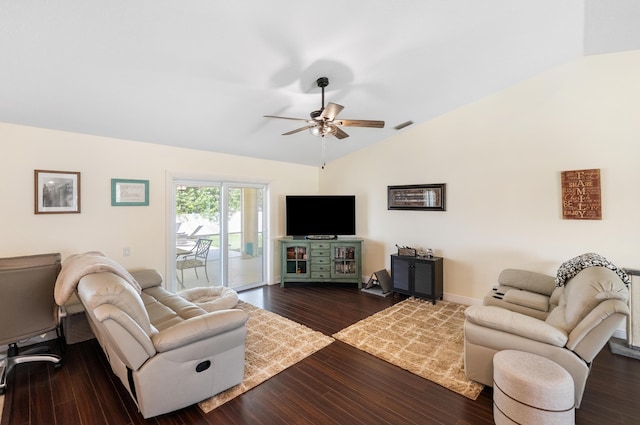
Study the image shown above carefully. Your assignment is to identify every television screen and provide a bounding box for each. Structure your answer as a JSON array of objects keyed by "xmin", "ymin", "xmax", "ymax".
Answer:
[{"xmin": 286, "ymin": 195, "xmax": 356, "ymax": 237}]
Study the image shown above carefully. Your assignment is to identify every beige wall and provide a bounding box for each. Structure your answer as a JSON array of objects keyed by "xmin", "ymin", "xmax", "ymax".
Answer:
[
  {"xmin": 0, "ymin": 123, "xmax": 318, "ymax": 284},
  {"xmin": 2, "ymin": 51, "xmax": 638, "ymax": 304},
  {"xmin": 321, "ymin": 50, "xmax": 640, "ymax": 304}
]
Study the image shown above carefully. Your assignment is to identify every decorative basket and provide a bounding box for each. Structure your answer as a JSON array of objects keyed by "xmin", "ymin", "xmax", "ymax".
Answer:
[{"xmin": 398, "ymin": 248, "xmax": 416, "ymax": 257}]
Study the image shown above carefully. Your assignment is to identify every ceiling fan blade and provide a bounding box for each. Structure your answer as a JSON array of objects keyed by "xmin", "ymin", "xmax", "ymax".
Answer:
[
  {"xmin": 283, "ymin": 125, "xmax": 314, "ymax": 136},
  {"xmin": 335, "ymin": 119, "xmax": 385, "ymax": 128},
  {"xmin": 319, "ymin": 103, "xmax": 344, "ymax": 121},
  {"xmin": 334, "ymin": 127, "xmax": 349, "ymax": 139},
  {"xmin": 264, "ymin": 115, "xmax": 310, "ymax": 122}
]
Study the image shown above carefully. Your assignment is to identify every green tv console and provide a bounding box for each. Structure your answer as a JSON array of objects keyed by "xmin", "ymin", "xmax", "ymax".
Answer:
[{"xmin": 279, "ymin": 238, "xmax": 362, "ymax": 287}]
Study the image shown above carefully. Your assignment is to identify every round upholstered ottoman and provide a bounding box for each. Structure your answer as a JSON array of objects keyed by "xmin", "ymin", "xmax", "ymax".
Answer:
[
  {"xmin": 178, "ymin": 286, "xmax": 239, "ymax": 311},
  {"xmin": 493, "ymin": 350, "xmax": 575, "ymax": 425}
]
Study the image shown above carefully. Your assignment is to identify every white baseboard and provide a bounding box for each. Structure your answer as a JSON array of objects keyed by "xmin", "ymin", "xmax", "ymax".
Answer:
[
  {"xmin": 443, "ymin": 293, "xmax": 482, "ymax": 306},
  {"xmin": 613, "ymin": 328, "xmax": 627, "ymax": 340}
]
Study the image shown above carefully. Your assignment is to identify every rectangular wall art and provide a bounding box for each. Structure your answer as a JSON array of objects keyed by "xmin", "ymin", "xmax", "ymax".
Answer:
[
  {"xmin": 34, "ymin": 170, "xmax": 81, "ymax": 214},
  {"xmin": 111, "ymin": 179, "xmax": 149, "ymax": 206},
  {"xmin": 561, "ymin": 168, "xmax": 601, "ymax": 220},
  {"xmin": 388, "ymin": 184, "xmax": 446, "ymax": 211}
]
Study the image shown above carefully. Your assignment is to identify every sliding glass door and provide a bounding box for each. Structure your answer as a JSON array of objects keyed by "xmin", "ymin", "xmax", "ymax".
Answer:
[{"xmin": 172, "ymin": 178, "xmax": 266, "ymax": 292}]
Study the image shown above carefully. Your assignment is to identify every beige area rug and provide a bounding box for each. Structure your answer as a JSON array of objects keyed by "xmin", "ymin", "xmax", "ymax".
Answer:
[
  {"xmin": 198, "ymin": 301, "xmax": 334, "ymax": 413},
  {"xmin": 333, "ymin": 298, "xmax": 484, "ymax": 400}
]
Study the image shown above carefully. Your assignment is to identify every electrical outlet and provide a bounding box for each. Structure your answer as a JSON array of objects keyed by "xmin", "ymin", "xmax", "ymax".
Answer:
[{"xmin": 123, "ymin": 247, "xmax": 131, "ymax": 257}]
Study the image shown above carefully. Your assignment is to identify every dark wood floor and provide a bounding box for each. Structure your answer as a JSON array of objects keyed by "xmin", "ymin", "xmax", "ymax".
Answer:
[{"xmin": 2, "ymin": 284, "xmax": 639, "ymax": 425}]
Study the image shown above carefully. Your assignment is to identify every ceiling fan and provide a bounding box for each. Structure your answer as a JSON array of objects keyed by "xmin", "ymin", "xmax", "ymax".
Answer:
[{"xmin": 264, "ymin": 77, "xmax": 385, "ymax": 139}]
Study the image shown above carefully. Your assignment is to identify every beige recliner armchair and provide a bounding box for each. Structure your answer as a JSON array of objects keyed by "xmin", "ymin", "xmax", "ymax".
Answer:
[{"xmin": 464, "ymin": 266, "xmax": 629, "ymax": 408}]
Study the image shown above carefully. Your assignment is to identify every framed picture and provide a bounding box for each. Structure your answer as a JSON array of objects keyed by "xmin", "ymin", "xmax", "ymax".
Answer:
[
  {"xmin": 388, "ymin": 183, "xmax": 446, "ymax": 211},
  {"xmin": 561, "ymin": 168, "xmax": 601, "ymax": 220},
  {"xmin": 111, "ymin": 179, "xmax": 149, "ymax": 206},
  {"xmin": 34, "ymin": 170, "xmax": 81, "ymax": 214}
]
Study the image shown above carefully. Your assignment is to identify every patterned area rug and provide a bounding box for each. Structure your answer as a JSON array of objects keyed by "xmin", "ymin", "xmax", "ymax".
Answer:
[
  {"xmin": 333, "ymin": 298, "xmax": 484, "ymax": 400},
  {"xmin": 198, "ymin": 301, "xmax": 334, "ymax": 413}
]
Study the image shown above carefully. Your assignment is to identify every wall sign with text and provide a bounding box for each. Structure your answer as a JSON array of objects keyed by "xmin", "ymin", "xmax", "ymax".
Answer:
[
  {"xmin": 111, "ymin": 179, "xmax": 149, "ymax": 206},
  {"xmin": 561, "ymin": 168, "xmax": 601, "ymax": 220}
]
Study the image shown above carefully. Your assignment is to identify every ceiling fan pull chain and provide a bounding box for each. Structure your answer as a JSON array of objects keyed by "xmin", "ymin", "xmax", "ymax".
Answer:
[{"xmin": 321, "ymin": 138, "xmax": 327, "ymax": 169}]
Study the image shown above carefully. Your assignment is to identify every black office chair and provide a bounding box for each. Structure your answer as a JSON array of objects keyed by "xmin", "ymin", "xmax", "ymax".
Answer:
[
  {"xmin": 176, "ymin": 238, "xmax": 213, "ymax": 287},
  {"xmin": 0, "ymin": 253, "xmax": 64, "ymax": 395}
]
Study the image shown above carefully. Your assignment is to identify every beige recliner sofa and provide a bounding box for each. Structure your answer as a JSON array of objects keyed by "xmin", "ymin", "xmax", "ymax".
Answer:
[
  {"xmin": 72, "ymin": 267, "xmax": 248, "ymax": 418},
  {"xmin": 464, "ymin": 266, "xmax": 629, "ymax": 408}
]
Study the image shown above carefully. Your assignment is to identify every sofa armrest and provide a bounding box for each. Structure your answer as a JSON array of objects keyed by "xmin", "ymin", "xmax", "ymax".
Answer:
[
  {"xmin": 498, "ymin": 269, "xmax": 556, "ymax": 296},
  {"xmin": 92, "ymin": 303, "xmax": 156, "ymax": 369},
  {"xmin": 465, "ymin": 305, "xmax": 568, "ymax": 347},
  {"xmin": 130, "ymin": 269, "xmax": 163, "ymax": 289},
  {"xmin": 502, "ymin": 289, "xmax": 550, "ymax": 312},
  {"xmin": 567, "ymin": 299, "xmax": 630, "ymax": 358},
  {"xmin": 151, "ymin": 309, "xmax": 248, "ymax": 352}
]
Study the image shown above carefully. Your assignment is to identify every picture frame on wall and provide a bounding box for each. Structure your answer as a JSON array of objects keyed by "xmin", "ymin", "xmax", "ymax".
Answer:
[
  {"xmin": 111, "ymin": 178, "xmax": 149, "ymax": 206},
  {"xmin": 34, "ymin": 169, "xmax": 81, "ymax": 214},
  {"xmin": 560, "ymin": 168, "xmax": 601, "ymax": 220},
  {"xmin": 388, "ymin": 183, "xmax": 446, "ymax": 211}
]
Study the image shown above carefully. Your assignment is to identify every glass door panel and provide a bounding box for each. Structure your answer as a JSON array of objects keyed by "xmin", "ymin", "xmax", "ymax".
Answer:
[
  {"xmin": 332, "ymin": 244, "xmax": 358, "ymax": 277},
  {"xmin": 226, "ymin": 186, "xmax": 265, "ymax": 290},
  {"xmin": 175, "ymin": 183, "xmax": 222, "ymax": 288},
  {"xmin": 284, "ymin": 245, "xmax": 308, "ymax": 276}
]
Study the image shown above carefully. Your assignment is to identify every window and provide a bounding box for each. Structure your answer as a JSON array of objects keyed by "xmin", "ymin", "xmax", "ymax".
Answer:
[{"xmin": 170, "ymin": 177, "xmax": 267, "ymax": 292}]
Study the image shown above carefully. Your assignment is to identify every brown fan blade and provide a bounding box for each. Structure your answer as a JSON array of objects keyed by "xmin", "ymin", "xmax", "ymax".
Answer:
[
  {"xmin": 335, "ymin": 119, "xmax": 385, "ymax": 128},
  {"xmin": 319, "ymin": 103, "xmax": 344, "ymax": 121},
  {"xmin": 334, "ymin": 127, "xmax": 349, "ymax": 139},
  {"xmin": 283, "ymin": 125, "xmax": 314, "ymax": 135},
  {"xmin": 264, "ymin": 115, "xmax": 311, "ymax": 122}
]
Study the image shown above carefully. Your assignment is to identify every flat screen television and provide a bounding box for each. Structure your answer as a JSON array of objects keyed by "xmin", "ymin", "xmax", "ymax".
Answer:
[{"xmin": 285, "ymin": 195, "xmax": 356, "ymax": 238}]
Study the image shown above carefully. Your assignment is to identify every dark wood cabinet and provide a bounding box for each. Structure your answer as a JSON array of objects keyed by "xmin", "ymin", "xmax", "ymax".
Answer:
[{"xmin": 391, "ymin": 254, "xmax": 443, "ymax": 304}]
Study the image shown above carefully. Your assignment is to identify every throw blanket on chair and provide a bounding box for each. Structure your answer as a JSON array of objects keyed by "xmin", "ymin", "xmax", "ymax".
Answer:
[
  {"xmin": 54, "ymin": 251, "xmax": 141, "ymax": 305},
  {"xmin": 555, "ymin": 252, "xmax": 631, "ymax": 287}
]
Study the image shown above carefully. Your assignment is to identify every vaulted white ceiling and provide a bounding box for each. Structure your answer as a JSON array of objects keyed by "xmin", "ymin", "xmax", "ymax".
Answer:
[{"xmin": 1, "ymin": 1, "xmax": 638, "ymax": 166}]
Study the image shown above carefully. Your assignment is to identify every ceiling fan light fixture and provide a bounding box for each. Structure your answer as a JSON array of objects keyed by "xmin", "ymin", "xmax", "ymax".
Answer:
[
  {"xmin": 309, "ymin": 123, "xmax": 337, "ymax": 137},
  {"xmin": 309, "ymin": 126, "xmax": 322, "ymax": 137}
]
